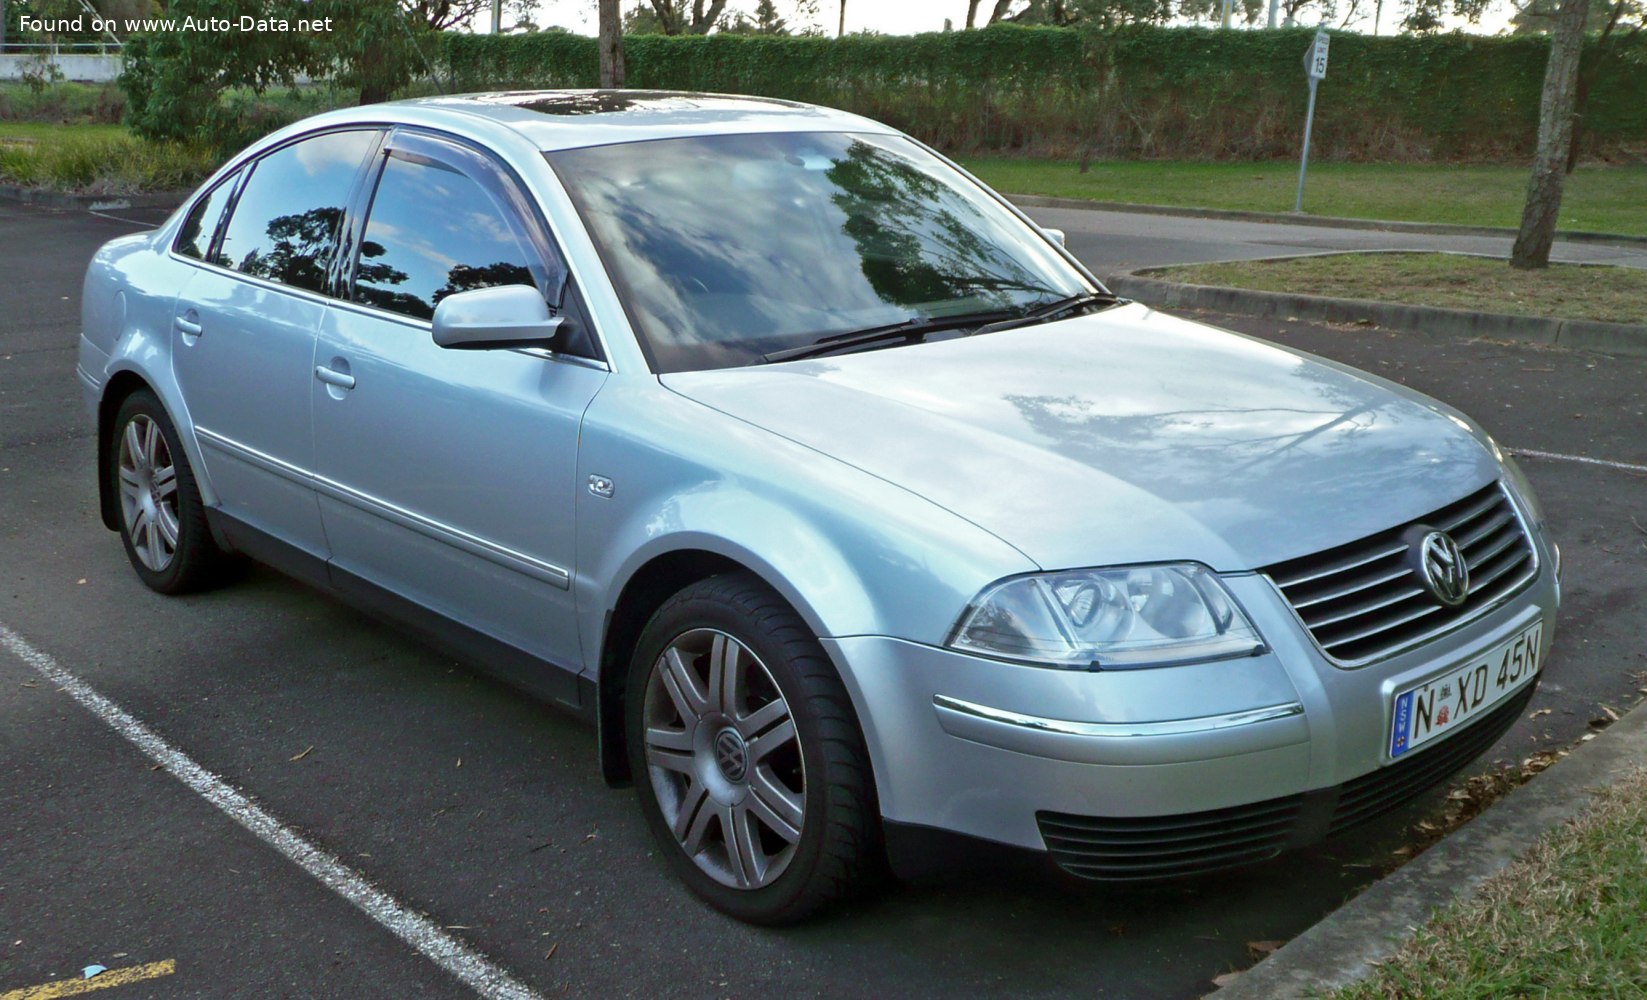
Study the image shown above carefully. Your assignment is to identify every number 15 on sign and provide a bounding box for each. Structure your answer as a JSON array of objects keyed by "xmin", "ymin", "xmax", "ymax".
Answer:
[{"xmin": 1294, "ymin": 31, "xmax": 1330, "ymax": 213}]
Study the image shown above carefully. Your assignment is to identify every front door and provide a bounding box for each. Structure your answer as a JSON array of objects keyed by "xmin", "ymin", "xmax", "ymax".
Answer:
[{"xmin": 310, "ymin": 130, "xmax": 606, "ymax": 706}]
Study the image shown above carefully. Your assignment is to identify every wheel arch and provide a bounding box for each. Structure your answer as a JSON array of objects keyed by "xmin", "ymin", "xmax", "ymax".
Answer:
[{"xmin": 596, "ymin": 547, "xmax": 769, "ymax": 788}]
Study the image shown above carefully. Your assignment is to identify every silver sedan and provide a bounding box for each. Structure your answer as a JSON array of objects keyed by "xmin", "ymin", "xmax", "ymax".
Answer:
[{"xmin": 79, "ymin": 91, "xmax": 1560, "ymax": 923}]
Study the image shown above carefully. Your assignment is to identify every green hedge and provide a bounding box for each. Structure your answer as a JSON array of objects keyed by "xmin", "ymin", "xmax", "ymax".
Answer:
[{"xmin": 441, "ymin": 25, "xmax": 1647, "ymax": 162}]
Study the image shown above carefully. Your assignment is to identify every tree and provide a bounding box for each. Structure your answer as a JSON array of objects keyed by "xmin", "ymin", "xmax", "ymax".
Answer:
[
  {"xmin": 1510, "ymin": 0, "xmax": 1591, "ymax": 268},
  {"xmin": 598, "ymin": 0, "xmax": 624, "ymax": 87},
  {"xmin": 645, "ymin": 0, "xmax": 731, "ymax": 32},
  {"xmin": 723, "ymin": 0, "xmax": 792, "ymax": 32},
  {"xmin": 1514, "ymin": 0, "xmax": 1645, "ymax": 172}
]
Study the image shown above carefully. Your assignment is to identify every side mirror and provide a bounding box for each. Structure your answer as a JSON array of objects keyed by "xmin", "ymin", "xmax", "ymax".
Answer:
[
  {"xmin": 431, "ymin": 284, "xmax": 564, "ymax": 351},
  {"xmin": 1043, "ymin": 227, "xmax": 1067, "ymax": 247}
]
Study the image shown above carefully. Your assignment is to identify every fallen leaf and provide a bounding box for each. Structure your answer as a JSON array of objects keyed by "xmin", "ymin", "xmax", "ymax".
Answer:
[
  {"xmin": 1211, "ymin": 972, "xmax": 1241, "ymax": 988},
  {"xmin": 1246, "ymin": 939, "xmax": 1284, "ymax": 957},
  {"xmin": 289, "ymin": 746, "xmax": 314, "ymax": 762},
  {"xmin": 76, "ymin": 578, "xmax": 87, "ymax": 585},
  {"xmin": 1528, "ymin": 708, "xmax": 1552, "ymax": 719},
  {"xmin": 544, "ymin": 942, "xmax": 559, "ymax": 961},
  {"xmin": 456, "ymin": 758, "xmax": 463, "ymax": 768}
]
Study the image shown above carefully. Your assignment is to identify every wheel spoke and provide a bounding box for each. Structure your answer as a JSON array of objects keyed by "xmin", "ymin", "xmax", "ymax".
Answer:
[
  {"xmin": 737, "ymin": 697, "xmax": 789, "ymax": 737},
  {"xmin": 659, "ymin": 647, "xmax": 707, "ymax": 722},
  {"xmin": 155, "ymin": 503, "xmax": 180, "ymax": 548},
  {"xmin": 152, "ymin": 464, "xmax": 177, "ymax": 499},
  {"xmin": 123, "ymin": 421, "xmax": 146, "ymax": 467},
  {"xmin": 131, "ymin": 507, "xmax": 151, "ymax": 545},
  {"xmin": 706, "ymin": 633, "xmax": 741, "ymax": 715},
  {"xmin": 143, "ymin": 420, "xmax": 161, "ymax": 470},
  {"xmin": 643, "ymin": 725, "xmax": 693, "ymax": 753},
  {"xmin": 146, "ymin": 513, "xmax": 167, "ymax": 567},
  {"xmin": 676, "ymin": 782, "xmax": 713, "ymax": 850},
  {"xmin": 118, "ymin": 470, "xmax": 143, "ymax": 506},
  {"xmin": 748, "ymin": 767, "xmax": 803, "ymax": 842},
  {"xmin": 723, "ymin": 803, "xmax": 761, "ymax": 887},
  {"xmin": 747, "ymin": 718, "xmax": 796, "ymax": 765}
]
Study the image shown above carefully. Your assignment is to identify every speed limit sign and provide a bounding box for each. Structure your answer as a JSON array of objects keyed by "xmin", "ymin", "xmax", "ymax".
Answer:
[{"xmin": 1305, "ymin": 31, "xmax": 1329, "ymax": 80}]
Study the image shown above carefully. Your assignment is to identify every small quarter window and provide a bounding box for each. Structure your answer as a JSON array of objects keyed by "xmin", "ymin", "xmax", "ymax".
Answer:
[
  {"xmin": 218, "ymin": 130, "xmax": 378, "ymax": 294},
  {"xmin": 352, "ymin": 154, "xmax": 537, "ymax": 321},
  {"xmin": 174, "ymin": 171, "xmax": 238, "ymax": 263}
]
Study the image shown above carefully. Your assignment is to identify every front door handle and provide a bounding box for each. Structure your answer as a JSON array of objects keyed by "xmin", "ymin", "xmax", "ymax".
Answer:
[
  {"xmin": 314, "ymin": 365, "xmax": 356, "ymax": 390},
  {"xmin": 175, "ymin": 313, "xmax": 202, "ymax": 336}
]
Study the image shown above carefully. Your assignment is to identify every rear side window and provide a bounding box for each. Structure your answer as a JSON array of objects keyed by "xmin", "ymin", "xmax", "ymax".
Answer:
[
  {"xmin": 217, "ymin": 130, "xmax": 378, "ymax": 294},
  {"xmin": 352, "ymin": 154, "xmax": 536, "ymax": 321},
  {"xmin": 174, "ymin": 172, "xmax": 238, "ymax": 263}
]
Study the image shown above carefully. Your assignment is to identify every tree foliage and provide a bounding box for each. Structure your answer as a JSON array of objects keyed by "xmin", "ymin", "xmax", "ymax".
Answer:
[{"xmin": 443, "ymin": 24, "xmax": 1647, "ymax": 161}]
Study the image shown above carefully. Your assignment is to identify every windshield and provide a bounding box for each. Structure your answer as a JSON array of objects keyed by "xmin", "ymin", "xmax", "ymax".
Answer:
[{"xmin": 547, "ymin": 131, "xmax": 1094, "ymax": 373}]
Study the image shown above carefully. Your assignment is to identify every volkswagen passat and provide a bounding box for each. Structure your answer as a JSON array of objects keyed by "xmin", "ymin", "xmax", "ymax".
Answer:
[{"xmin": 79, "ymin": 92, "xmax": 1560, "ymax": 923}]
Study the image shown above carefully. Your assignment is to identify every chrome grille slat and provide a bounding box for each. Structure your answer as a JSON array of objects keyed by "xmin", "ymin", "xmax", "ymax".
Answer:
[
  {"xmin": 1264, "ymin": 482, "xmax": 1537, "ymax": 664},
  {"xmin": 1307, "ymin": 585, "xmax": 1428, "ymax": 629},
  {"xmin": 1270, "ymin": 543, "xmax": 1406, "ymax": 590},
  {"xmin": 1290, "ymin": 565, "xmax": 1412, "ymax": 610},
  {"xmin": 1456, "ymin": 508, "xmax": 1514, "ymax": 549}
]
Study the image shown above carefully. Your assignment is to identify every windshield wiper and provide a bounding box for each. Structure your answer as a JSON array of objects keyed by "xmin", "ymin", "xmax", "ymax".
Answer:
[
  {"xmin": 762, "ymin": 309, "xmax": 1019, "ymax": 364},
  {"xmin": 967, "ymin": 290, "xmax": 1123, "ymax": 337}
]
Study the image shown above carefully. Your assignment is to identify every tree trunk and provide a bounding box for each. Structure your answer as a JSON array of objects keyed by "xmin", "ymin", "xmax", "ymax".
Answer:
[
  {"xmin": 838, "ymin": 0, "xmax": 846, "ymax": 35},
  {"xmin": 598, "ymin": 0, "xmax": 625, "ymax": 88},
  {"xmin": 1510, "ymin": 0, "xmax": 1590, "ymax": 270},
  {"xmin": 987, "ymin": 0, "xmax": 1016, "ymax": 22},
  {"xmin": 966, "ymin": 0, "xmax": 981, "ymax": 28}
]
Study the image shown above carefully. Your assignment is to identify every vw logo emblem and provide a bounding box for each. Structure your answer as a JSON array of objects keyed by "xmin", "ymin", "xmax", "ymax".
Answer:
[
  {"xmin": 1416, "ymin": 529, "xmax": 1470, "ymax": 607},
  {"xmin": 713, "ymin": 729, "xmax": 748, "ymax": 783}
]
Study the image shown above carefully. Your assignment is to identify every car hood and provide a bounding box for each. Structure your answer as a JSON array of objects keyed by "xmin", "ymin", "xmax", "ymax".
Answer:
[{"xmin": 660, "ymin": 303, "xmax": 1501, "ymax": 572}]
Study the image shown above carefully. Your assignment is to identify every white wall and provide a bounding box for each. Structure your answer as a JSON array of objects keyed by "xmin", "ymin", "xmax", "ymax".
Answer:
[{"xmin": 0, "ymin": 53, "xmax": 124, "ymax": 83}]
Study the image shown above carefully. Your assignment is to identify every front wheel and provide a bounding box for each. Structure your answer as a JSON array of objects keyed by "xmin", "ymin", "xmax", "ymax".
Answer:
[{"xmin": 626, "ymin": 573, "xmax": 879, "ymax": 924}]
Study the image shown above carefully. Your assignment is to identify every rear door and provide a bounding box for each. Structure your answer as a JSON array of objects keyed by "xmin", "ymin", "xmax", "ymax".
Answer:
[
  {"xmin": 169, "ymin": 128, "xmax": 381, "ymax": 558},
  {"xmin": 310, "ymin": 129, "xmax": 607, "ymax": 705}
]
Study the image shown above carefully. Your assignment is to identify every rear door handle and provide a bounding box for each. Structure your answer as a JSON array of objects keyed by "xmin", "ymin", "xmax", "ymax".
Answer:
[
  {"xmin": 314, "ymin": 365, "xmax": 356, "ymax": 390},
  {"xmin": 175, "ymin": 314, "xmax": 202, "ymax": 336}
]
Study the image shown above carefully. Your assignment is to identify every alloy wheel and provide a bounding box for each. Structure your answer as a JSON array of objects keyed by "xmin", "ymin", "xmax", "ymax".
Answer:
[
  {"xmin": 641, "ymin": 628, "xmax": 806, "ymax": 890},
  {"xmin": 117, "ymin": 414, "xmax": 179, "ymax": 573}
]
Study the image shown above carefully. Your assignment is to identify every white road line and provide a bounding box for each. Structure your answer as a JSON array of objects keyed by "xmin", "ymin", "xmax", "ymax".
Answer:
[
  {"xmin": 1509, "ymin": 448, "xmax": 1647, "ymax": 475},
  {"xmin": 0, "ymin": 622, "xmax": 544, "ymax": 1000}
]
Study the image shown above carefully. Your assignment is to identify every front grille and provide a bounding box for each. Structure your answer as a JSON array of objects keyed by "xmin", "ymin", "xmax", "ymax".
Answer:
[
  {"xmin": 1329, "ymin": 682, "xmax": 1534, "ymax": 835},
  {"xmin": 1264, "ymin": 482, "xmax": 1536, "ymax": 664},
  {"xmin": 1038, "ymin": 678, "xmax": 1537, "ymax": 882},
  {"xmin": 1037, "ymin": 795, "xmax": 1304, "ymax": 881}
]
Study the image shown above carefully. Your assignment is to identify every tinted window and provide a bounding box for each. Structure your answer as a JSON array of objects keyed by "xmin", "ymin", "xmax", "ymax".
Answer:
[
  {"xmin": 352, "ymin": 154, "xmax": 536, "ymax": 321},
  {"xmin": 175, "ymin": 171, "xmax": 238, "ymax": 263},
  {"xmin": 218, "ymin": 130, "xmax": 377, "ymax": 293},
  {"xmin": 547, "ymin": 131, "xmax": 1088, "ymax": 372}
]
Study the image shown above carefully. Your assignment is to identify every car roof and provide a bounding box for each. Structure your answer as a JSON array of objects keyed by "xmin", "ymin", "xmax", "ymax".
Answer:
[{"xmin": 372, "ymin": 90, "xmax": 898, "ymax": 152}]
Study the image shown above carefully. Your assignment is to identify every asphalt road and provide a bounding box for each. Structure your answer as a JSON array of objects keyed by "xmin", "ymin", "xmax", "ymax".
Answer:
[
  {"xmin": 2, "ymin": 198, "xmax": 1644, "ymax": 999},
  {"xmin": 1024, "ymin": 203, "xmax": 1647, "ymax": 275}
]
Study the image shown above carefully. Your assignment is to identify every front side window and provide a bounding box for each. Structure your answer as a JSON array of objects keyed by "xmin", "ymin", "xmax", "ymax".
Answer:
[
  {"xmin": 547, "ymin": 131, "xmax": 1090, "ymax": 373},
  {"xmin": 217, "ymin": 130, "xmax": 378, "ymax": 293},
  {"xmin": 174, "ymin": 170, "xmax": 239, "ymax": 263},
  {"xmin": 351, "ymin": 153, "xmax": 537, "ymax": 321}
]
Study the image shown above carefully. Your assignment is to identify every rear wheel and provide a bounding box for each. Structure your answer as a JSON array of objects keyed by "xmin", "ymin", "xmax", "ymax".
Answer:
[
  {"xmin": 626, "ymin": 573, "xmax": 878, "ymax": 924},
  {"xmin": 110, "ymin": 390, "xmax": 234, "ymax": 594}
]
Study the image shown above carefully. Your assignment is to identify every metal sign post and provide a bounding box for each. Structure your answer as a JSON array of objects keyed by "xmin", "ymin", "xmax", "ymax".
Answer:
[{"xmin": 1294, "ymin": 31, "xmax": 1330, "ymax": 214}]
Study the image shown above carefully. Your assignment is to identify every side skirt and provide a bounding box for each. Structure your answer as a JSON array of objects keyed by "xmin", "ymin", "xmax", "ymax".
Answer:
[{"xmin": 205, "ymin": 508, "xmax": 596, "ymax": 724}]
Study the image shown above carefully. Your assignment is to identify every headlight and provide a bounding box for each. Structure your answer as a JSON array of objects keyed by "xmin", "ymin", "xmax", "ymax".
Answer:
[
  {"xmin": 1499, "ymin": 450, "xmax": 1546, "ymax": 527},
  {"xmin": 947, "ymin": 563, "xmax": 1266, "ymax": 669}
]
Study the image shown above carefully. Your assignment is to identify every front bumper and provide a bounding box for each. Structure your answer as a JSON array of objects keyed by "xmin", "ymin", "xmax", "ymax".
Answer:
[{"xmin": 825, "ymin": 527, "xmax": 1559, "ymax": 879}]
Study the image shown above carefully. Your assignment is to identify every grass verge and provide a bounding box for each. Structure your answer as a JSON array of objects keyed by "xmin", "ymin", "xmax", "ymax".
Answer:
[
  {"xmin": 0, "ymin": 124, "xmax": 215, "ymax": 195},
  {"xmin": 1327, "ymin": 767, "xmax": 1647, "ymax": 1000},
  {"xmin": 960, "ymin": 159, "xmax": 1647, "ymax": 238},
  {"xmin": 1151, "ymin": 252, "xmax": 1647, "ymax": 326}
]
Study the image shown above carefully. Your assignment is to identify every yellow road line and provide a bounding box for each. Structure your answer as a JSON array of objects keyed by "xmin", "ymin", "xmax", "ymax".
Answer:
[{"xmin": 0, "ymin": 960, "xmax": 176, "ymax": 1000}]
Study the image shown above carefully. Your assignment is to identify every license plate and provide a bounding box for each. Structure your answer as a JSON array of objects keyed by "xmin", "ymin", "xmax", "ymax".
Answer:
[{"xmin": 1389, "ymin": 621, "xmax": 1543, "ymax": 758}]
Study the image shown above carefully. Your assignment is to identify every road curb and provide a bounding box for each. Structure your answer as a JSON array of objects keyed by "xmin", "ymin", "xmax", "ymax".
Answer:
[
  {"xmin": 1106, "ymin": 272, "xmax": 1647, "ymax": 358},
  {"xmin": 0, "ymin": 183, "xmax": 188, "ymax": 212},
  {"xmin": 1212, "ymin": 701, "xmax": 1647, "ymax": 998},
  {"xmin": 1005, "ymin": 193, "xmax": 1647, "ymax": 248}
]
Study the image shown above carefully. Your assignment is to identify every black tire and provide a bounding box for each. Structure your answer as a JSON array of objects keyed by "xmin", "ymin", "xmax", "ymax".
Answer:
[
  {"xmin": 626, "ymin": 572, "xmax": 879, "ymax": 924},
  {"xmin": 109, "ymin": 389, "xmax": 235, "ymax": 594}
]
